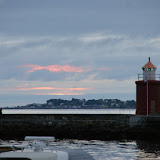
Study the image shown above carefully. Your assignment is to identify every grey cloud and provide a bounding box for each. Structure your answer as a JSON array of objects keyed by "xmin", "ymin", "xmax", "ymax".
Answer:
[
  {"xmin": 1, "ymin": 0, "xmax": 160, "ymax": 36},
  {"xmin": 0, "ymin": 33, "xmax": 160, "ymax": 82},
  {"xmin": 1, "ymin": 0, "xmax": 160, "ymax": 106}
]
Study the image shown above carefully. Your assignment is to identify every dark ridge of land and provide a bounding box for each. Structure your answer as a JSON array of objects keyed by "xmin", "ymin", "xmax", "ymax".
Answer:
[{"xmin": 4, "ymin": 98, "xmax": 136, "ymax": 109}]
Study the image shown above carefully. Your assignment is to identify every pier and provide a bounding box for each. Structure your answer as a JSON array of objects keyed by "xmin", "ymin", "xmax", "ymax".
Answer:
[{"xmin": 1, "ymin": 114, "xmax": 160, "ymax": 140}]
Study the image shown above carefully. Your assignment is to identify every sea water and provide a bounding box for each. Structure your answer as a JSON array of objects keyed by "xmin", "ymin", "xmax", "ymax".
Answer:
[
  {"xmin": 1, "ymin": 139, "xmax": 160, "ymax": 160},
  {"xmin": 50, "ymin": 139, "xmax": 160, "ymax": 160},
  {"xmin": 2, "ymin": 109, "xmax": 136, "ymax": 114}
]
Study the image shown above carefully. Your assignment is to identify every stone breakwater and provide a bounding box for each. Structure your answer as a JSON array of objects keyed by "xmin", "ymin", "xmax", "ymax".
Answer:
[{"xmin": 1, "ymin": 114, "xmax": 160, "ymax": 140}]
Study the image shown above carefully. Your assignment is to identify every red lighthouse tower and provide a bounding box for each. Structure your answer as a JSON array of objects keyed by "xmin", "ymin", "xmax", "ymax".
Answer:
[{"xmin": 136, "ymin": 57, "xmax": 160, "ymax": 115}]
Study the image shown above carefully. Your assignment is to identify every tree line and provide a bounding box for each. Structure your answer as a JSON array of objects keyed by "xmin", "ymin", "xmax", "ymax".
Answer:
[
  {"xmin": 46, "ymin": 98, "xmax": 136, "ymax": 109},
  {"xmin": 6, "ymin": 98, "xmax": 136, "ymax": 109}
]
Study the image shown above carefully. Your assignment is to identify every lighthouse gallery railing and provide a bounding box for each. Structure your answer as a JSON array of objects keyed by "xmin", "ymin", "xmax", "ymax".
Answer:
[{"xmin": 138, "ymin": 74, "xmax": 160, "ymax": 81}]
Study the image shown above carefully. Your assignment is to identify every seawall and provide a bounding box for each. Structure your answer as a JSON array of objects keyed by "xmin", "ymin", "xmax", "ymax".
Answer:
[{"xmin": 1, "ymin": 114, "xmax": 160, "ymax": 140}]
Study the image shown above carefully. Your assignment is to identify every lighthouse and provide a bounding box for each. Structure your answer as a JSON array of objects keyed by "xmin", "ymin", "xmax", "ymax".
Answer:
[{"xmin": 136, "ymin": 57, "xmax": 160, "ymax": 115}]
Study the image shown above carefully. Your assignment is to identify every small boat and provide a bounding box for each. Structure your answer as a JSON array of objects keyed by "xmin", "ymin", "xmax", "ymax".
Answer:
[{"xmin": 0, "ymin": 136, "xmax": 94, "ymax": 160}]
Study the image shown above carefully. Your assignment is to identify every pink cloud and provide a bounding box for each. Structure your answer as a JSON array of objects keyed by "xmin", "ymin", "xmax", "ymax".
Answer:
[
  {"xmin": 15, "ymin": 87, "xmax": 54, "ymax": 91},
  {"xmin": 36, "ymin": 92, "xmax": 84, "ymax": 95},
  {"xmin": 18, "ymin": 64, "xmax": 111, "ymax": 73},
  {"xmin": 19, "ymin": 64, "xmax": 90, "ymax": 73},
  {"xmin": 5, "ymin": 86, "xmax": 91, "ymax": 96},
  {"xmin": 7, "ymin": 87, "xmax": 92, "ymax": 91},
  {"xmin": 56, "ymin": 88, "xmax": 93, "ymax": 91}
]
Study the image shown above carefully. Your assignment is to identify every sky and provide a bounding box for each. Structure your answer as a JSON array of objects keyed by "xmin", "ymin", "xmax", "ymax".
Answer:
[{"xmin": 0, "ymin": 0, "xmax": 160, "ymax": 107}]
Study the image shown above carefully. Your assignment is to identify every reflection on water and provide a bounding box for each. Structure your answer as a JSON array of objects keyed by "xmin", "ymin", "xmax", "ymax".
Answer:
[
  {"xmin": 136, "ymin": 140, "xmax": 160, "ymax": 159},
  {"xmin": 52, "ymin": 140, "xmax": 138, "ymax": 160},
  {"xmin": 1, "ymin": 139, "xmax": 160, "ymax": 160}
]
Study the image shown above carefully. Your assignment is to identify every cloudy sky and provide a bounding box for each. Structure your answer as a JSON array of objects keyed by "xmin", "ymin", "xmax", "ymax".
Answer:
[{"xmin": 0, "ymin": 0, "xmax": 160, "ymax": 107}]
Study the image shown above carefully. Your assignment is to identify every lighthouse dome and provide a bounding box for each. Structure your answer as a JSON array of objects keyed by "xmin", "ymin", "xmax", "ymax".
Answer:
[
  {"xmin": 142, "ymin": 57, "xmax": 157, "ymax": 70},
  {"xmin": 142, "ymin": 57, "xmax": 156, "ymax": 80}
]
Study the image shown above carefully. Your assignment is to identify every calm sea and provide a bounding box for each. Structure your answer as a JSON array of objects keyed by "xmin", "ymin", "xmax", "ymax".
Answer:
[{"xmin": 2, "ymin": 108, "xmax": 136, "ymax": 114}]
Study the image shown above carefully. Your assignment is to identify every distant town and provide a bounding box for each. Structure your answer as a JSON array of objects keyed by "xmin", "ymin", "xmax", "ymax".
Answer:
[{"xmin": 4, "ymin": 98, "xmax": 136, "ymax": 109}]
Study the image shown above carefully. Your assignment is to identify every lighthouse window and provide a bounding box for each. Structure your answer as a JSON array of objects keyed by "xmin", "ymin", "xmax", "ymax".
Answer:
[{"xmin": 148, "ymin": 68, "xmax": 151, "ymax": 71}]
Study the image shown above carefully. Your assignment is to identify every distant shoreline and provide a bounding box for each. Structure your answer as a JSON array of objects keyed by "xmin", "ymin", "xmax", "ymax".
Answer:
[
  {"xmin": 3, "ymin": 107, "xmax": 136, "ymax": 109},
  {"xmin": 3, "ymin": 98, "xmax": 136, "ymax": 109}
]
